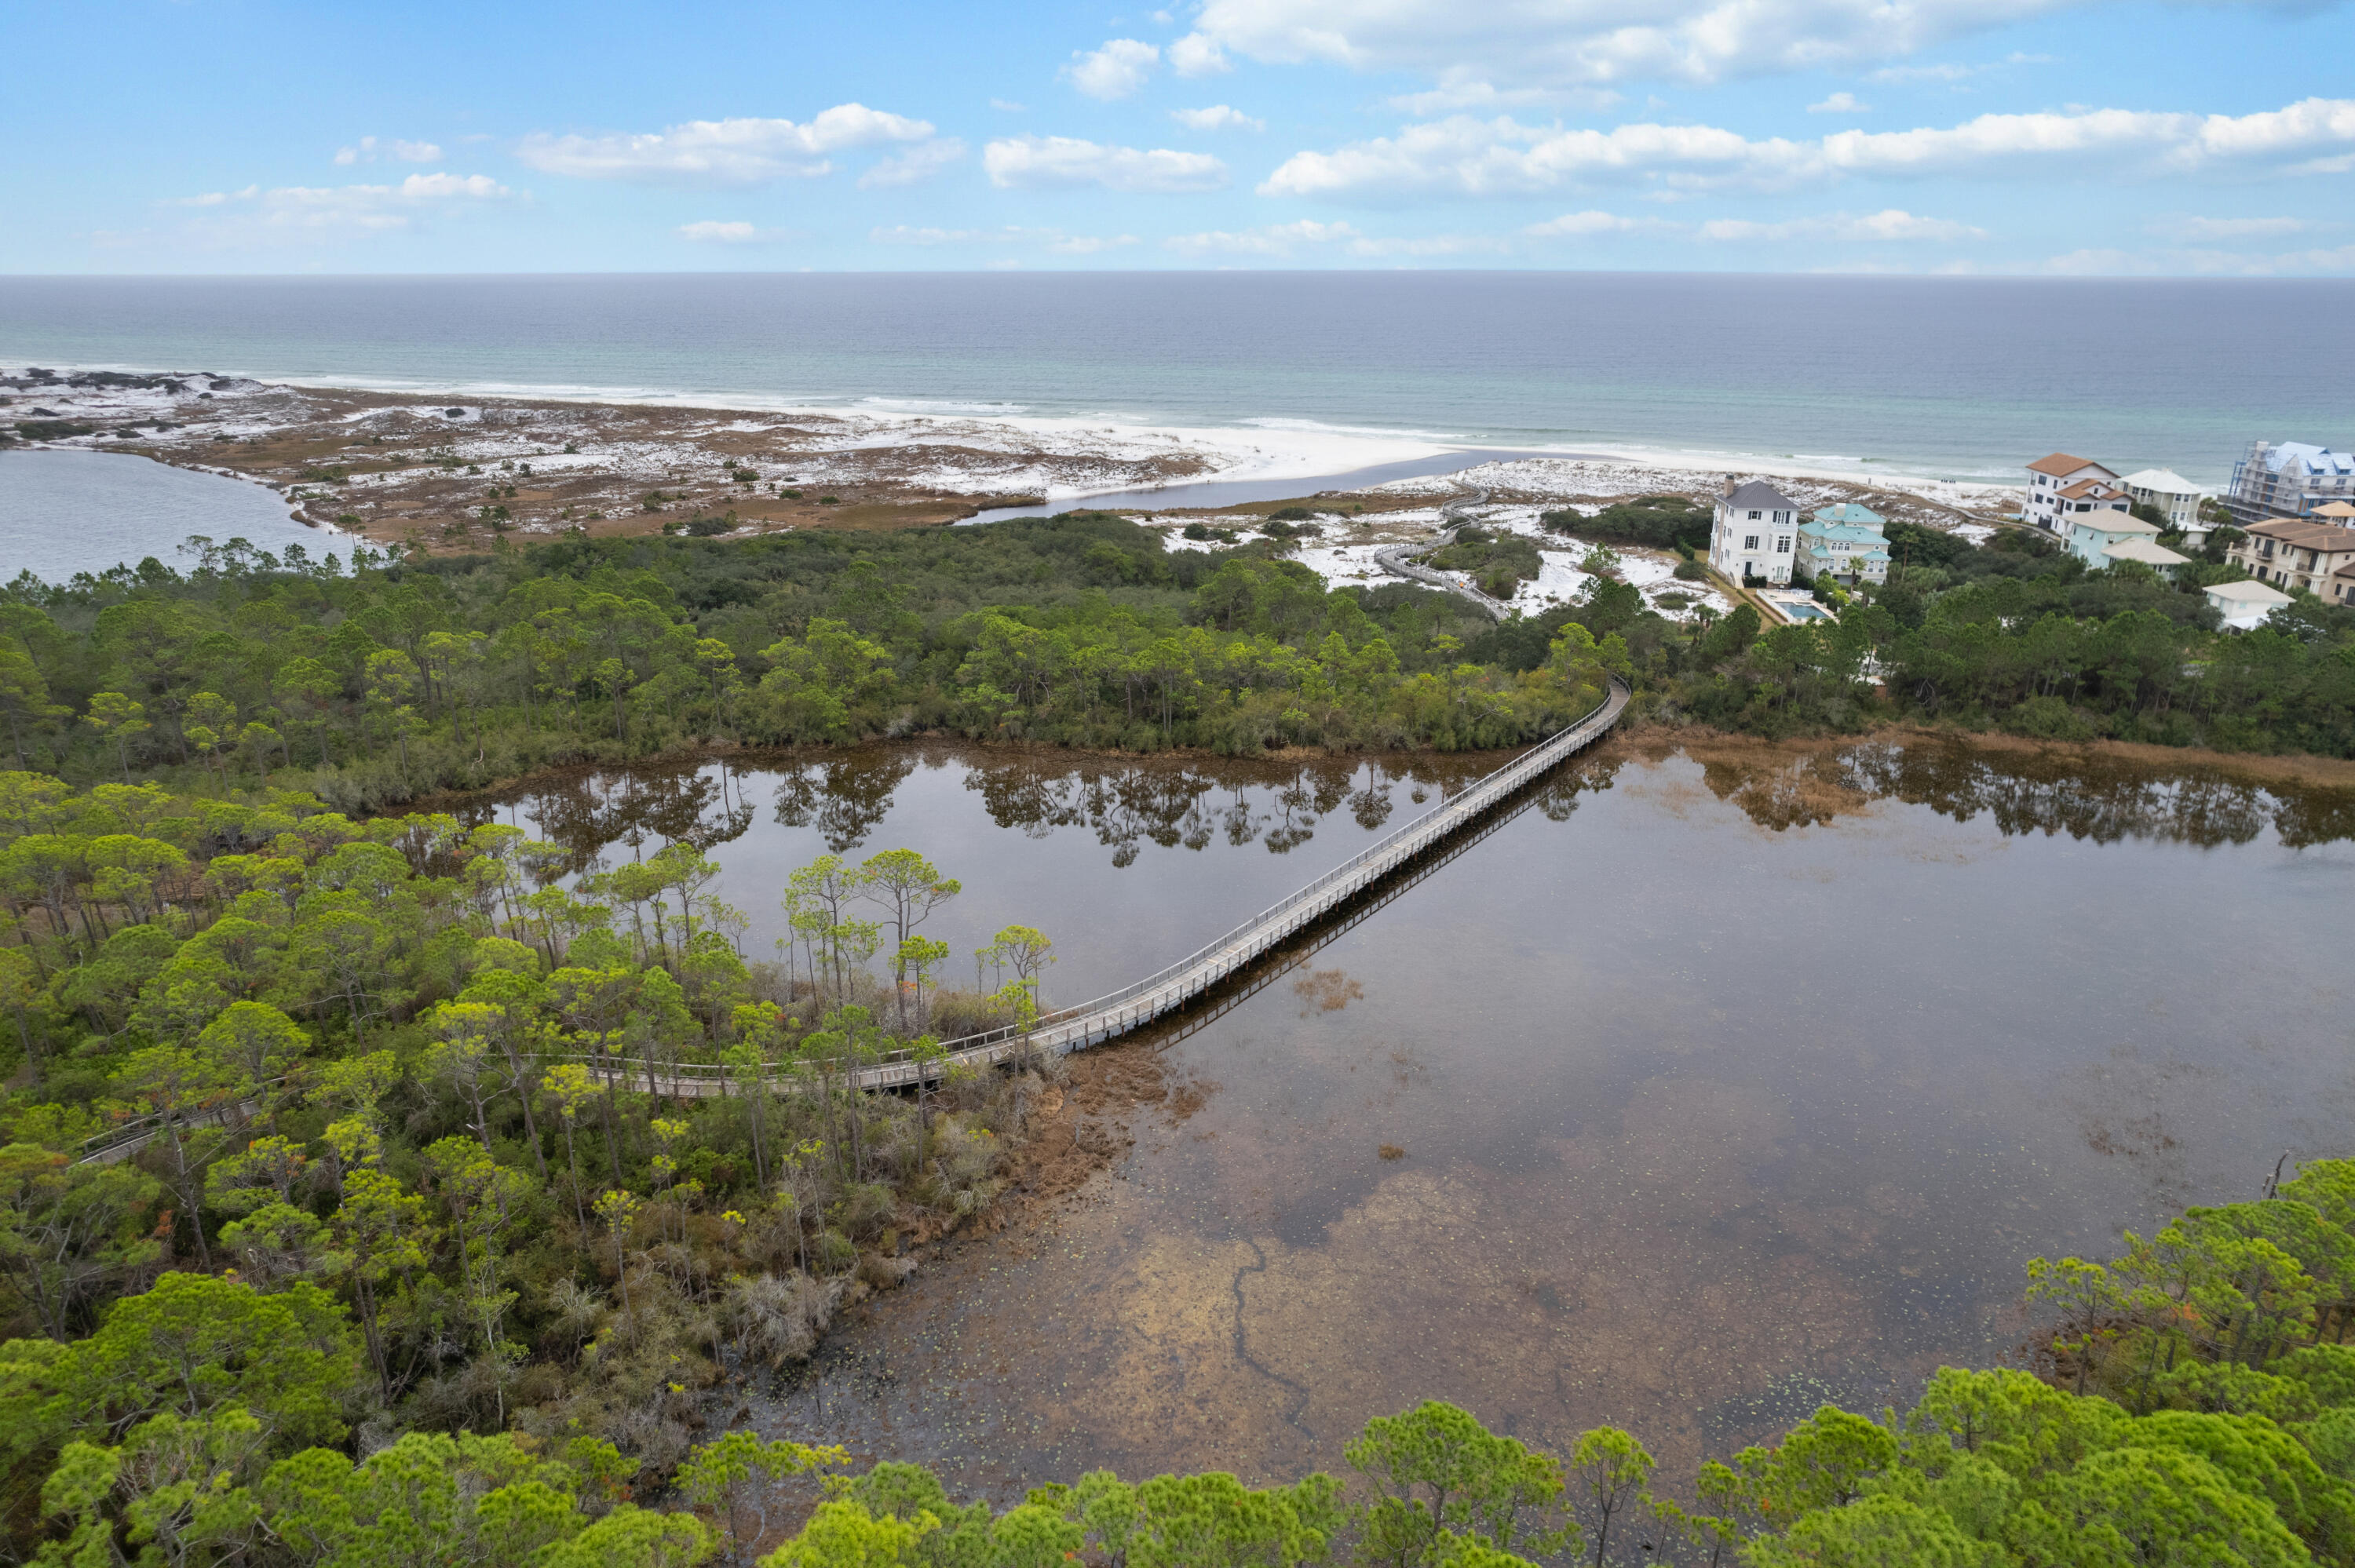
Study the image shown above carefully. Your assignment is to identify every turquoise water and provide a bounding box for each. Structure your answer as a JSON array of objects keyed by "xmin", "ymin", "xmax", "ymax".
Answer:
[{"xmin": 5, "ymin": 273, "xmax": 2350, "ymax": 488}]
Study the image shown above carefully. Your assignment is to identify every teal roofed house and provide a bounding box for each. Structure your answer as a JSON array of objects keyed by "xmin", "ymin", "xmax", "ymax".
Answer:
[{"xmin": 1795, "ymin": 503, "xmax": 1890, "ymax": 585}]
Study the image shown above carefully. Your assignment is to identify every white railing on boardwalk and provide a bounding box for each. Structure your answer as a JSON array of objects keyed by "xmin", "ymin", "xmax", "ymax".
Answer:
[{"xmin": 587, "ymin": 673, "xmax": 1630, "ymax": 1098}]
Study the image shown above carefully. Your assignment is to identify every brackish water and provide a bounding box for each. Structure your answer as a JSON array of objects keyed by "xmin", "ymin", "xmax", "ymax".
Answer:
[{"xmin": 475, "ymin": 735, "xmax": 2355, "ymax": 1489}]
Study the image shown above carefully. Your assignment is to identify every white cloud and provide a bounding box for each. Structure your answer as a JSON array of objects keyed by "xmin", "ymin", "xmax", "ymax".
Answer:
[
  {"xmin": 1524, "ymin": 209, "xmax": 1655, "ymax": 235},
  {"xmin": 1160, "ymin": 220, "xmax": 1503, "ymax": 257},
  {"xmin": 393, "ymin": 173, "xmax": 507, "ymax": 199},
  {"xmin": 1185, "ymin": 0, "xmax": 2094, "ymax": 89},
  {"xmin": 1164, "ymin": 219, "xmax": 1361, "ymax": 255},
  {"xmin": 871, "ymin": 224, "xmax": 1137, "ymax": 253},
  {"xmin": 2043, "ymin": 239, "xmax": 2355, "ymax": 275},
  {"xmin": 1172, "ymin": 104, "xmax": 1266, "ymax": 132},
  {"xmin": 873, "ymin": 225, "xmax": 1025, "ymax": 245},
  {"xmin": 166, "ymin": 173, "xmax": 511, "ymax": 242},
  {"xmin": 1387, "ymin": 82, "xmax": 1621, "ymax": 115},
  {"xmin": 1259, "ymin": 97, "xmax": 2355, "ymax": 197},
  {"xmin": 1699, "ymin": 208, "xmax": 1985, "ymax": 240},
  {"xmin": 1808, "ymin": 92, "xmax": 1868, "ymax": 114},
  {"xmin": 517, "ymin": 105, "xmax": 933, "ymax": 185},
  {"xmin": 991, "ymin": 99, "xmax": 1027, "ymax": 113},
  {"xmin": 1066, "ymin": 38, "xmax": 1159, "ymax": 100},
  {"xmin": 984, "ymin": 135, "xmax": 1228, "ymax": 192},
  {"xmin": 1169, "ymin": 33, "xmax": 1232, "ymax": 77},
  {"xmin": 676, "ymin": 221, "xmax": 793, "ymax": 244},
  {"xmin": 334, "ymin": 136, "xmax": 444, "ymax": 166},
  {"xmin": 858, "ymin": 138, "xmax": 966, "ymax": 187},
  {"xmin": 1346, "ymin": 232, "xmax": 1509, "ymax": 256},
  {"xmin": 1868, "ymin": 52, "xmax": 2051, "ymax": 83},
  {"xmin": 2169, "ymin": 214, "xmax": 2307, "ymax": 239}
]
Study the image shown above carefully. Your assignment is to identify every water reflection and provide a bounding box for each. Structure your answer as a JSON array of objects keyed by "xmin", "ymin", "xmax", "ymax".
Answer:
[
  {"xmin": 748, "ymin": 738, "xmax": 2353, "ymax": 1500},
  {"xmin": 772, "ymin": 753, "xmax": 918, "ymax": 853},
  {"xmin": 1651, "ymin": 735, "xmax": 2354, "ymax": 848},
  {"xmin": 477, "ymin": 761, "xmax": 757, "ymax": 876},
  {"xmin": 455, "ymin": 735, "xmax": 2354, "ymax": 1498},
  {"xmin": 470, "ymin": 738, "xmax": 2355, "ymax": 882}
]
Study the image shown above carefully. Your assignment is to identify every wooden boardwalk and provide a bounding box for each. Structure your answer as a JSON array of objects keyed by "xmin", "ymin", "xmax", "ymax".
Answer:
[
  {"xmin": 1371, "ymin": 485, "xmax": 1513, "ymax": 622},
  {"xmin": 598, "ymin": 671, "xmax": 1630, "ymax": 1100},
  {"xmin": 80, "ymin": 489, "xmax": 1627, "ymax": 1161}
]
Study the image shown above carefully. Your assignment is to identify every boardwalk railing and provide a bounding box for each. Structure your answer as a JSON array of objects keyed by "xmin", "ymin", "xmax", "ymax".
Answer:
[
  {"xmin": 1371, "ymin": 484, "xmax": 1512, "ymax": 622},
  {"xmin": 577, "ymin": 671, "xmax": 1630, "ymax": 1099}
]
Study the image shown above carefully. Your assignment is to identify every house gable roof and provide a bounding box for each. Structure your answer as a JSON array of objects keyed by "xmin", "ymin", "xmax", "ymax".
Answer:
[
  {"xmin": 2102, "ymin": 538, "xmax": 2189, "ymax": 567},
  {"xmin": 1811, "ymin": 502, "xmax": 1885, "ymax": 526},
  {"xmin": 2205, "ymin": 579, "xmax": 2294, "ymax": 605},
  {"xmin": 2119, "ymin": 468, "xmax": 2200, "ymax": 495},
  {"xmin": 2071, "ymin": 514, "xmax": 2159, "ymax": 537},
  {"xmin": 2057, "ymin": 478, "xmax": 2127, "ymax": 501},
  {"xmin": 2028, "ymin": 453, "xmax": 2113, "ymax": 480},
  {"xmin": 2246, "ymin": 518, "xmax": 2355, "ymax": 551},
  {"xmin": 1723, "ymin": 480, "xmax": 1802, "ymax": 512},
  {"xmin": 2260, "ymin": 442, "xmax": 2355, "ymax": 477}
]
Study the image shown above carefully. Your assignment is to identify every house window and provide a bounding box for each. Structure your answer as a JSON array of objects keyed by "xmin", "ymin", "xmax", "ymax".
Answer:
[
  {"xmin": 1747, "ymin": 510, "xmax": 1761, "ymax": 520},
  {"xmin": 1743, "ymin": 534, "xmax": 1759, "ymax": 550},
  {"xmin": 1776, "ymin": 536, "xmax": 1791, "ymax": 553}
]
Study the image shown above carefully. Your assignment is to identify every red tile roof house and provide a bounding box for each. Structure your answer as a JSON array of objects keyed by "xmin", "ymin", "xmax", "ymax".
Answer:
[{"xmin": 2024, "ymin": 454, "xmax": 2121, "ymax": 534}]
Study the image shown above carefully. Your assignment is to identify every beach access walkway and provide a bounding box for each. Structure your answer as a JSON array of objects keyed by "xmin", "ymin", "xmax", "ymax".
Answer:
[{"xmin": 1371, "ymin": 484, "xmax": 1514, "ymax": 622}]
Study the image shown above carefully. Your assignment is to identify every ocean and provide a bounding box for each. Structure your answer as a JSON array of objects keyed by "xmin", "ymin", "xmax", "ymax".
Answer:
[{"xmin": 5, "ymin": 272, "xmax": 2350, "ymax": 491}]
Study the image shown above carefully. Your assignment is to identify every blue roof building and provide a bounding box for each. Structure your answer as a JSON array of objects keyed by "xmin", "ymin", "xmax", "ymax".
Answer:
[
  {"xmin": 2226, "ymin": 439, "xmax": 2355, "ymax": 527},
  {"xmin": 1795, "ymin": 503, "xmax": 1890, "ymax": 584}
]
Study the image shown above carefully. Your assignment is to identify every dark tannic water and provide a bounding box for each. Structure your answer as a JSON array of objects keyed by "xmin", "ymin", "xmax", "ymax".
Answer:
[{"xmin": 468, "ymin": 734, "xmax": 2355, "ymax": 1488}]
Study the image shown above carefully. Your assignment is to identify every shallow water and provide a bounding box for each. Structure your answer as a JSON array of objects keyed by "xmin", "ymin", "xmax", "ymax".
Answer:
[
  {"xmin": 0, "ymin": 447, "xmax": 339, "ymax": 582},
  {"xmin": 475, "ymin": 736, "xmax": 2355, "ymax": 1490}
]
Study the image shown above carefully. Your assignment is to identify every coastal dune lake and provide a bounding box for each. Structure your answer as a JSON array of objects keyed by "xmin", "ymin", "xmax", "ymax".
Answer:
[{"xmin": 476, "ymin": 735, "xmax": 2355, "ymax": 1490}]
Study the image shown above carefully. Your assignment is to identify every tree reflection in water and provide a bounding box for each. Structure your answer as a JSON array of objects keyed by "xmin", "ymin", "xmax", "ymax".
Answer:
[
  {"xmin": 771, "ymin": 753, "xmax": 918, "ymax": 853},
  {"xmin": 458, "ymin": 759, "xmax": 758, "ymax": 879},
  {"xmin": 1681, "ymin": 735, "xmax": 2355, "ymax": 848},
  {"xmin": 455, "ymin": 736, "xmax": 2352, "ymax": 894}
]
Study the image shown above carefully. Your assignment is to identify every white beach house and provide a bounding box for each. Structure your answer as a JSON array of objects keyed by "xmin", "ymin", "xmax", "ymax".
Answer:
[
  {"xmin": 2024, "ymin": 454, "xmax": 2120, "ymax": 534},
  {"xmin": 1711, "ymin": 478, "xmax": 1804, "ymax": 585},
  {"xmin": 2203, "ymin": 579, "xmax": 2295, "ymax": 631},
  {"xmin": 1793, "ymin": 503, "xmax": 1890, "ymax": 585},
  {"xmin": 2065, "ymin": 513, "xmax": 2189, "ymax": 578},
  {"xmin": 2117, "ymin": 468, "xmax": 2207, "ymax": 541}
]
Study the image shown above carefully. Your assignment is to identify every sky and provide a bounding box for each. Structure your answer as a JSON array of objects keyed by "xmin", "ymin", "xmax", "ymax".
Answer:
[{"xmin": 4, "ymin": 0, "xmax": 2352, "ymax": 276}]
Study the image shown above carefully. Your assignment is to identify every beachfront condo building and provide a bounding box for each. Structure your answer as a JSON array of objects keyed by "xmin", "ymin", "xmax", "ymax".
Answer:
[
  {"xmin": 2065, "ymin": 514, "xmax": 2189, "ymax": 579},
  {"xmin": 1793, "ymin": 503, "xmax": 1891, "ymax": 585},
  {"xmin": 2225, "ymin": 440, "xmax": 2355, "ymax": 527},
  {"xmin": 1711, "ymin": 478, "xmax": 1804, "ymax": 585},
  {"xmin": 2227, "ymin": 519, "xmax": 2355, "ymax": 598},
  {"xmin": 2117, "ymin": 468, "xmax": 2209, "ymax": 541},
  {"xmin": 2024, "ymin": 453, "xmax": 2120, "ymax": 532}
]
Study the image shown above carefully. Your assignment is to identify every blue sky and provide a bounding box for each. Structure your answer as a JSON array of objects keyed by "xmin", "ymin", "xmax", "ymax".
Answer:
[{"xmin": 5, "ymin": 0, "xmax": 2351, "ymax": 275}]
